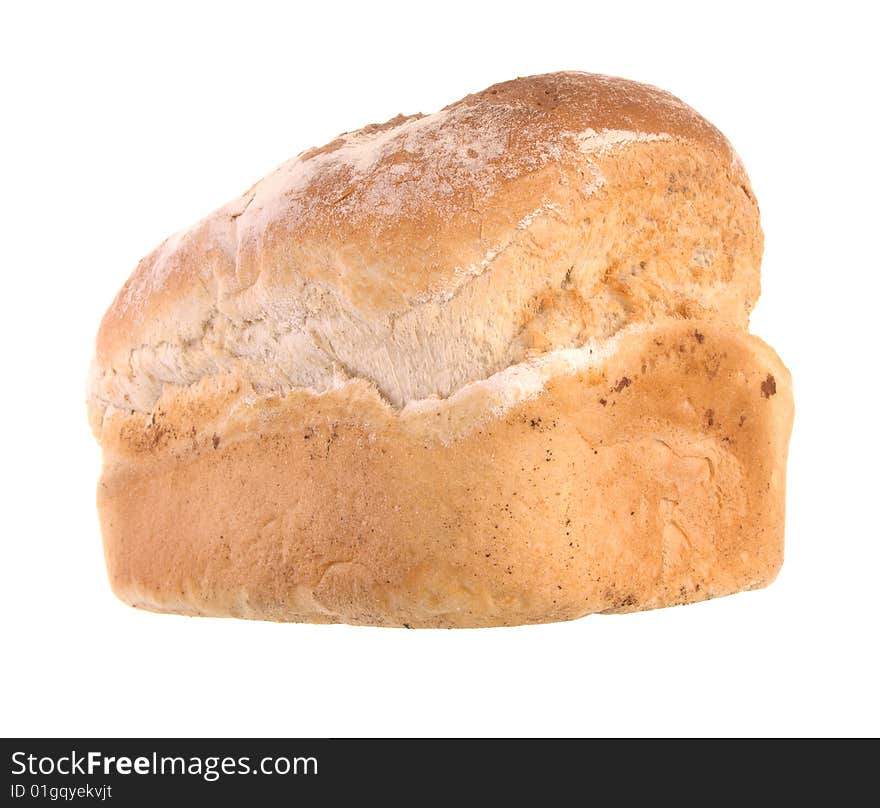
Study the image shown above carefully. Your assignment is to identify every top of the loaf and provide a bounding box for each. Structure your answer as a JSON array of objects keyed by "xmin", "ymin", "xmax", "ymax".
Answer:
[{"xmin": 90, "ymin": 71, "xmax": 760, "ymax": 421}]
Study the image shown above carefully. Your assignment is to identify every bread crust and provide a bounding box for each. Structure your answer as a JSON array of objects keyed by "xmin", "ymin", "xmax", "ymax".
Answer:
[
  {"xmin": 90, "ymin": 72, "xmax": 791, "ymax": 626},
  {"xmin": 98, "ymin": 321, "xmax": 792, "ymax": 627},
  {"xmin": 89, "ymin": 71, "xmax": 760, "ymax": 417}
]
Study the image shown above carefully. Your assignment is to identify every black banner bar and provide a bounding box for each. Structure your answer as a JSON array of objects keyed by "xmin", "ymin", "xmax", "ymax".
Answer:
[{"xmin": 0, "ymin": 738, "xmax": 868, "ymax": 803}]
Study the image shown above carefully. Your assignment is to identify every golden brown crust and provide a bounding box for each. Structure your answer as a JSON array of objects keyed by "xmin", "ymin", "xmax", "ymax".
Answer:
[
  {"xmin": 90, "ymin": 72, "xmax": 760, "ymax": 417},
  {"xmin": 98, "ymin": 321, "xmax": 793, "ymax": 627}
]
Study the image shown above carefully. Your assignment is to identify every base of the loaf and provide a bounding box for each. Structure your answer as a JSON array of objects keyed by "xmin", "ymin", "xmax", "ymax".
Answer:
[{"xmin": 97, "ymin": 321, "xmax": 793, "ymax": 628}]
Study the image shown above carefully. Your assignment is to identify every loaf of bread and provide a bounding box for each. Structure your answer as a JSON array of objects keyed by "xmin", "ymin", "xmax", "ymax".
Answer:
[{"xmin": 88, "ymin": 71, "xmax": 793, "ymax": 627}]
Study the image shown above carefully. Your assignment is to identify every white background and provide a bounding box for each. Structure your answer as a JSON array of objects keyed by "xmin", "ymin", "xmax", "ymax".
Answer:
[{"xmin": 2, "ymin": 1, "xmax": 878, "ymax": 737}]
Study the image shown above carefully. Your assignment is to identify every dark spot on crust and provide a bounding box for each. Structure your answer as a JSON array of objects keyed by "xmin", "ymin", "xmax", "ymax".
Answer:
[
  {"xmin": 403, "ymin": 623, "xmax": 413, "ymax": 629},
  {"xmin": 694, "ymin": 330, "xmax": 704, "ymax": 344},
  {"xmin": 761, "ymin": 374, "xmax": 777, "ymax": 398},
  {"xmin": 526, "ymin": 416, "xmax": 557, "ymax": 432},
  {"xmin": 739, "ymin": 415, "xmax": 746, "ymax": 427},
  {"xmin": 598, "ymin": 398, "xmax": 607, "ymax": 406},
  {"xmin": 705, "ymin": 409, "xmax": 715, "ymax": 427},
  {"xmin": 212, "ymin": 434, "xmax": 220, "ymax": 449},
  {"xmin": 613, "ymin": 376, "xmax": 631, "ymax": 393}
]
